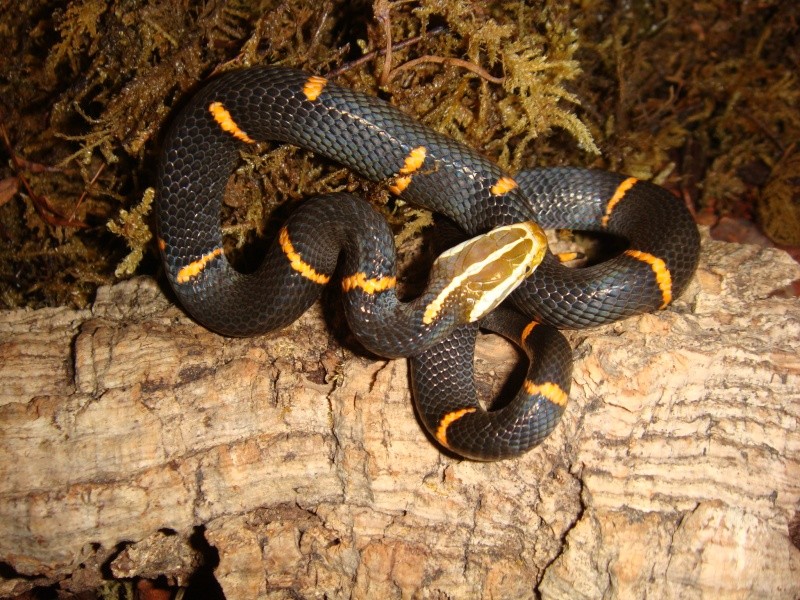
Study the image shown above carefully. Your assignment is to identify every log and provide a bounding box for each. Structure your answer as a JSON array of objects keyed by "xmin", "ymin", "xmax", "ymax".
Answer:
[{"xmin": 1, "ymin": 233, "xmax": 799, "ymax": 598}]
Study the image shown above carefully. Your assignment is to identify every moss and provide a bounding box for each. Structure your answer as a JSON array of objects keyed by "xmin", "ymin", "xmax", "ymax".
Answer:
[
  {"xmin": 107, "ymin": 187, "xmax": 154, "ymax": 278},
  {"xmin": 1, "ymin": 0, "xmax": 798, "ymax": 309},
  {"xmin": 758, "ymin": 149, "xmax": 800, "ymax": 246}
]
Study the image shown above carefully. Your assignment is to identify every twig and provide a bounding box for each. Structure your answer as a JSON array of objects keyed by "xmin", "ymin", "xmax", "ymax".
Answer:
[
  {"xmin": 389, "ymin": 55, "xmax": 504, "ymax": 85},
  {"xmin": 0, "ymin": 120, "xmax": 88, "ymax": 229},
  {"xmin": 326, "ymin": 26, "xmax": 446, "ymax": 78},
  {"xmin": 374, "ymin": 0, "xmax": 393, "ymax": 87},
  {"xmin": 70, "ymin": 162, "xmax": 106, "ymax": 223}
]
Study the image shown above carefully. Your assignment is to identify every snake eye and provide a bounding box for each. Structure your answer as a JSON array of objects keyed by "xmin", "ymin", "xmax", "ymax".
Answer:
[{"xmin": 423, "ymin": 221, "xmax": 547, "ymax": 325}]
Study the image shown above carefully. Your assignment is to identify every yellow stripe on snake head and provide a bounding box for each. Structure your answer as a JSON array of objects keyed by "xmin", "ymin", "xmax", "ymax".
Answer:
[{"xmin": 423, "ymin": 221, "xmax": 548, "ymax": 325}]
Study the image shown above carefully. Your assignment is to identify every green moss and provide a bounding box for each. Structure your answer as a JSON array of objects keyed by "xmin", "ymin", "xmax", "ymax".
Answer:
[
  {"xmin": 1, "ymin": 0, "xmax": 798, "ymax": 308},
  {"xmin": 107, "ymin": 187, "xmax": 154, "ymax": 278}
]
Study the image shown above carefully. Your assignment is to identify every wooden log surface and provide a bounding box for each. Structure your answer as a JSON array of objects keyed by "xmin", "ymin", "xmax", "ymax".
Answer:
[{"xmin": 1, "ymin": 233, "xmax": 799, "ymax": 598}]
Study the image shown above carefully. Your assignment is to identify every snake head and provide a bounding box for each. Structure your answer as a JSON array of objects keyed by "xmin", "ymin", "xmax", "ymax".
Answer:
[{"xmin": 423, "ymin": 221, "xmax": 547, "ymax": 325}]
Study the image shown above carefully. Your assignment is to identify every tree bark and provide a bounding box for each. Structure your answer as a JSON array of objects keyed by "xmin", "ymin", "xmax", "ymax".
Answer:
[{"xmin": 1, "ymin": 233, "xmax": 799, "ymax": 598}]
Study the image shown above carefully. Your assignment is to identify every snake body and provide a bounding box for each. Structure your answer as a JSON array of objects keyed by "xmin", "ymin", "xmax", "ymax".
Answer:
[{"xmin": 157, "ymin": 66, "xmax": 700, "ymax": 460}]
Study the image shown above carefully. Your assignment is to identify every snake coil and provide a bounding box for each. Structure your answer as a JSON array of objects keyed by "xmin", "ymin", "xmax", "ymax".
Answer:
[{"xmin": 157, "ymin": 67, "xmax": 700, "ymax": 460}]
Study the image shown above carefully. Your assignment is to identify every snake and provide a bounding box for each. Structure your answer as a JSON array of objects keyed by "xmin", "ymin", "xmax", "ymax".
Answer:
[{"xmin": 156, "ymin": 66, "xmax": 700, "ymax": 461}]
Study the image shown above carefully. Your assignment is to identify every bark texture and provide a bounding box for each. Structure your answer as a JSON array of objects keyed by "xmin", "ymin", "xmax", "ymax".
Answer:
[{"xmin": 1, "ymin": 233, "xmax": 799, "ymax": 598}]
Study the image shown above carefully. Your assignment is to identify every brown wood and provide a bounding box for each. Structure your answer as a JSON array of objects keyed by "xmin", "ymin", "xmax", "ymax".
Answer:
[{"xmin": 1, "ymin": 233, "xmax": 799, "ymax": 598}]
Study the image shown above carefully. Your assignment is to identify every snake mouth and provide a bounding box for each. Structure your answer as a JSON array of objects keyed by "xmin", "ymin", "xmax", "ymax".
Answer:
[{"xmin": 423, "ymin": 221, "xmax": 548, "ymax": 325}]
